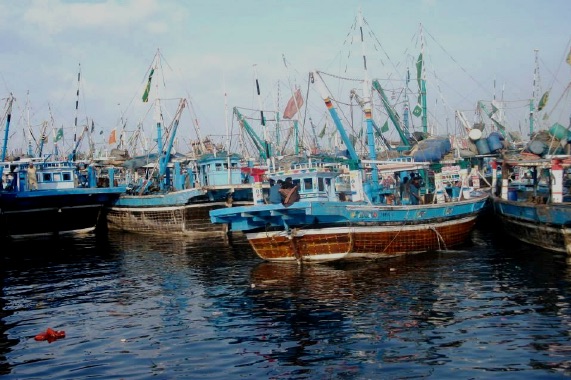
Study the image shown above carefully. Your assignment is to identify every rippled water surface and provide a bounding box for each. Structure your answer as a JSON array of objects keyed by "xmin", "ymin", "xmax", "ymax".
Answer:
[{"xmin": 2, "ymin": 225, "xmax": 571, "ymax": 379}]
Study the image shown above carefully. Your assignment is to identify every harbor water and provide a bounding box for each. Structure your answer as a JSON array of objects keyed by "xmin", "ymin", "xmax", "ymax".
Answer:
[{"xmin": 1, "ymin": 224, "xmax": 571, "ymax": 379}]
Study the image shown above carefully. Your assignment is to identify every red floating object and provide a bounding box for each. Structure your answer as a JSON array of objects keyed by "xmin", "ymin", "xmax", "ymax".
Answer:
[{"xmin": 34, "ymin": 327, "xmax": 66, "ymax": 343}]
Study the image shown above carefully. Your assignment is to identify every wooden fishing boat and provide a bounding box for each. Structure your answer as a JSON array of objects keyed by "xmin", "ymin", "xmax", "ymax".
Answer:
[
  {"xmin": 211, "ymin": 12, "xmax": 492, "ymax": 262},
  {"xmin": 211, "ymin": 156, "xmax": 488, "ymax": 263}
]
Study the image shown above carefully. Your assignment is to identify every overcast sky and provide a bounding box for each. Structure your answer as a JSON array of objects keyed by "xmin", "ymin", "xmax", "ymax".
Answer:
[{"xmin": 1, "ymin": 0, "xmax": 570, "ymax": 156}]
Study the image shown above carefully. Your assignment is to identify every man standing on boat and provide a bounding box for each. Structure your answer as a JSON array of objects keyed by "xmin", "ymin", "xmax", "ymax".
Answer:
[
  {"xmin": 27, "ymin": 162, "xmax": 38, "ymax": 191},
  {"xmin": 410, "ymin": 176, "xmax": 422, "ymax": 205},
  {"xmin": 268, "ymin": 179, "xmax": 282, "ymax": 204}
]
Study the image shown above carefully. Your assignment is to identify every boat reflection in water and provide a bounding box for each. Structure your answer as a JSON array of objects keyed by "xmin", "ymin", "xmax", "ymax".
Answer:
[{"xmin": 244, "ymin": 255, "xmax": 451, "ymax": 368}]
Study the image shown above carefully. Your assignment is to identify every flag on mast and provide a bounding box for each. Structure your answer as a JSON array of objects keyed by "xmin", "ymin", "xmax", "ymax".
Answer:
[
  {"xmin": 538, "ymin": 91, "xmax": 549, "ymax": 111},
  {"xmin": 381, "ymin": 121, "xmax": 389, "ymax": 132},
  {"xmin": 318, "ymin": 124, "xmax": 327, "ymax": 138},
  {"xmin": 54, "ymin": 127, "xmax": 64, "ymax": 142},
  {"xmin": 142, "ymin": 68, "xmax": 155, "ymax": 102},
  {"xmin": 108, "ymin": 129, "xmax": 117, "ymax": 145},
  {"xmin": 283, "ymin": 89, "xmax": 304, "ymax": 119}
]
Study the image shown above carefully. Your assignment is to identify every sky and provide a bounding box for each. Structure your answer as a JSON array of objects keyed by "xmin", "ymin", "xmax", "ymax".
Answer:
[{"xmin": 1, "ymin": 0, "xmax": 570, "ymax": 158}]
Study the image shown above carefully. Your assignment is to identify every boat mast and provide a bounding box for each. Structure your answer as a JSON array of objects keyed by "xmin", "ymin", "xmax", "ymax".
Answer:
[
  {"xmin": 224, "ymin": 77, "xmax": 230, "ymax": 154},
  {"xmin": 224, "ymin": 76, "xmax": 232, "ymax": 182},
  {"xmin": 1, "ymin": 93, "xmax": 14, "ymax": 161},
  {"xmin": 26, "ymin": 91, "xmax": 34, "ymax": 157},
  {"xmin": 311, "ymin": 70, "xmax": 359, "ymax": 167},
  {"xmin": 419, "ymin": 24, "xmax": 428, "ymax": 134},
  {"xmin": 403, "ymin": 68, "xmax": 410, "ymax": 131},
  {"xmin": 38, "ymin": 121, "xmax": 48, "ymax": 158},
  {"xmin": 160, "ymin": 98, "xmax": 186, "ymax": 183},
  {"xmin": 71, "ymin": 63, "xmax": 81, "ymax": 161},
  {"xmin": 530, "ymin": 48, "xmax": 541, "ymax": 137},
  {"xmin": 357, "ymin": 7, "xmax": 378, "ymax": 184},
  {"xmin": 48, "ymin": 105, "xmax": 60, "ymax": 159},
  {"xmin": 253, "ymin": 64, "xmax": 271, "ymax": 166}
]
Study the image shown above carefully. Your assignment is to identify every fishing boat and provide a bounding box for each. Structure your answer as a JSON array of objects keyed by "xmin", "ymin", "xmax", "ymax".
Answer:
[
  {"xmin": 105, "ymin": 95, "xmax": 209, "ymax": 234},
  {"xmin": 0, "ymin": 159, "xmax": 125, "ymax": 239},
  {"xmin": 0, "ymin": 93, "xmax": 127, "ymax": 239},
  {"xmin": 490, "ymin": 152, "xmax": 571, "ymax": 255},
  {"xmin": 489, "ymin": 44, "xmax": 571, "ymax": 255},
  {"xmin": 107, "ymin": 148, "xmax": 258, "ymax": 235},
  {"xmin": 210, "ymin": 69, "xmax": 489, "ymax": 263},
  {"xmin": 106, "ymin": 50, "xmax": 258, "ymax": 236},
  {"xmin": 211, "ymin": 159, "xmax": 488, "ymax": 263}
]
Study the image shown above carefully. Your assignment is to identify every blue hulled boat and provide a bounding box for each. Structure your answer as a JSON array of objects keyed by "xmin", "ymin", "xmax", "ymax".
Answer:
[{"xmin": 490, "ymin": 153, "xmax": 571, "ymax": 255}]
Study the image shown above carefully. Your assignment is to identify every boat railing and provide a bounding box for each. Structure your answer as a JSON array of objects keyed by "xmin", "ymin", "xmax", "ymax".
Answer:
[{"xmin": 269, "ymin": 161, "xmax": 344, "ymax": 176}]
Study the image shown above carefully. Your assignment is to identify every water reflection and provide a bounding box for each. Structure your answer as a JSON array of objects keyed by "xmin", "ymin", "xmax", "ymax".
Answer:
[
  {"xmin": 243, "ymin": 257, "xmax": 443, "ymax": 372},
  {"xmin": 1, "ymin": 228, "xmax": 571, "ymax": 378}
]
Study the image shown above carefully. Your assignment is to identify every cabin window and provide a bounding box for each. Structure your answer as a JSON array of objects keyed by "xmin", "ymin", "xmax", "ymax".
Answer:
[
  {"xmin": 303, "ymin": 178, "xmax": 313, "ymax": 191},
  {"xmin": 318, "ymin": 178, "xmax": 325, "ymax": 191},
  {"xmin": 63, "ymin": 172, "xmax": 72, "ymax": 181},
  {"xmin": 216, "ymin": 163, "xmax": 223, "ymax": 171},
  {"xmin": 42, "ymin": 173, "xmax": 52, "ymax": 182}
]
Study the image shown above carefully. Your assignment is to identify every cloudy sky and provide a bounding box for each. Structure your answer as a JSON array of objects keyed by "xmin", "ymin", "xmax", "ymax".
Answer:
[{"xmin": 1, "ymin": 0, "xmax": 570, "ymax": 156}]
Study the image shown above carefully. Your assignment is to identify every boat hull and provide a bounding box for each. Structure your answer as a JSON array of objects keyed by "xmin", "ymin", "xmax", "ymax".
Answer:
[
  {"xmin": 211, "ymin": 193, "xmax": 489, "ymax": 263},
  {"xmin": 492, "ymin": 196, "xmax": 571, "ymax": 254},
  {"xmin": 107, "ymin": 201, "xmax": 243, "ymax": 235},
  {"xmin": 0, "ymin": 188, "xmax": 124, "ymax": 239},
  {"xmin": 246, "ymin": 215, "xmax": 478, "ymax": 262}
]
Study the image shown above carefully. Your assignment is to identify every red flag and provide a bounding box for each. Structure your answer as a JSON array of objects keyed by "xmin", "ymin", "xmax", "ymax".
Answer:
[
  {"xmin": 108, "ymin": 129, "xmax": 116, "ymax": 145},
  {"xmin": 283, "ymin": 89, "xmax": 304, "ymax": 119}
]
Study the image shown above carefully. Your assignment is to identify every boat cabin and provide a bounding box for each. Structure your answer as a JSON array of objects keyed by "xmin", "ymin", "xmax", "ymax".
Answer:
[
  {"xmin": 1, "ymin": 160, "xmax": 121, "ymax": 192},
  {"xmin": 196, "ymin": 152, "xmax": 244, "ymax": 187},
  {"xmin": 268, "ymin": 161, "xmax": 341, "ymax": 202}
]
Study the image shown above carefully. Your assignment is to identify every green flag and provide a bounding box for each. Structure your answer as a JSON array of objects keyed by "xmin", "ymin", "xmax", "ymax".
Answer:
[
  {"xmin": 538, "ymin": 91, "xmax": 549, "ymax": 111},
  {"xmin": 54, "ymin": 127, "xmax": 63, "ymax": 142},
  {"xmin": 416, "ymin": 53, "xmax": 423, "ymax": 90},
  {"xmin": 318, "ymin": 124, "xmax": 326, "ymax": 138},
  {"xmin": 381, "ymin": 121, "xmax": 389, "ymax": 132},
  {"xmin": 413, "ymin": 105, "xmax": 422, "ymax": 117},
  {"xmin": 142, "ymin": 68, "xmax": 155, "ymax": 102}
]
